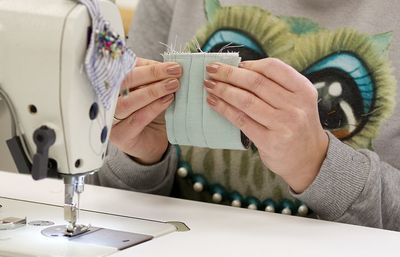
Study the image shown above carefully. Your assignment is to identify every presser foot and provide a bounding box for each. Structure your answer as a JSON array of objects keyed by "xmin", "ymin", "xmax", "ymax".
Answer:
[
  {"xmin": 65, "ymin": 223, "xmax": 91, "ymax": 237},
  {"xmin": 41, "ymin": 224, "xmax": 92, "ymax": 238}
]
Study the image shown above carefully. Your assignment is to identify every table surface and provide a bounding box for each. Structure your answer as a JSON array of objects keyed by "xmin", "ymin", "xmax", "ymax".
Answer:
[{"xmin": 1, "ymin": 170, "xmax": 400, "ymax": 257}]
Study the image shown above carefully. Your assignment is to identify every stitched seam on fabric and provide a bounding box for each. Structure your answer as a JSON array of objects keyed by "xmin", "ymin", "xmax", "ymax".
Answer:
[
  {"xmin": 185, "ymin": 54, "xmax": 207, "ymax": 147},
  {"xmin": 166, "ymin": 55, "xmax": 177, "ymax": 144},
  {"xmin": 200, "ymin": 54, "xmax": 207, "ymax": 146},
  {"xmin": 203, "ymin": 55, "xmax": 212, "ymax": 147},
  {"xmin": 173, "ymin": 57, "xmax": 189, "ymax": 145},
  {"xmin": 185, "ymin": 56, "xmax": 194, "ymax": 145}
]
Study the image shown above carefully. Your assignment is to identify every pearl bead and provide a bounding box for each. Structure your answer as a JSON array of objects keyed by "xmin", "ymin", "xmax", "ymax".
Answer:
[
  {"xmin": 177, "ymin": 167, "xmax": 189, "ymax": 178},
  {"xmin": 191, "ymin": 174, "xmax": 207, "ymax": 192},
  {"xmin": 297, "ymin": 204, "xmax": 309, "ymax": 216},
  {"xmin": 212, "ymin": 193, "xmax": 223, "ymax": 203},
  {"xmin": 230, "ymin": 191, "xmax": 243, "ymax": 208},
  {"xmin": 265, "ymin": 205, "xmax": 275, "ymax": 213},
  {"xmin": 245, "ymin": 197, "xmax": 260, "ymax": 211},
  {"xmin": 281, "ymin": 199, "xmax": 295, "ymax": 215},
  {"xmin": 231, "ymin": 199, "xmax": 241, "ymax": 207},
  {"xmin": 176, "ymin": 149, "xmax": 307, "ymax": 217},
  {"xmin": 247, "ymin": 203, "xmax": 257, "ymax": 210},
  {"xmin": 210, "ymin": 184, "xmax": 225, "ymax": 203},
  {"xmin": 262, "ymin": 199, "xmax": 276, "ymax": 213},
  {"xmin": 193, "ymin": 182, "xmax": 204, "ymax": 192},
  {"xmin": 281, "ymin": 207, "xmax": 292, "ymax": 215}
]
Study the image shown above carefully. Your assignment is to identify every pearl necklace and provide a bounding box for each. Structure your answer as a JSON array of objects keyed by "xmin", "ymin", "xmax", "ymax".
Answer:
[{"xmin": 176, "ymin": 153, "xmax": 310, "ymax": 217}]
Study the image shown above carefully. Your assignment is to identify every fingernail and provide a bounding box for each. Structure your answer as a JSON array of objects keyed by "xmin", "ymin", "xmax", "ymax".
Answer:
[
  {"xmin": 165, "ymin": 79, "xmax": 179, "ymax": 91},
  {"xmin": 206, "ymin": 63, "xmax": 220, "ymax": 73},
  {"xmin": 161, "ymin": 94, "xmax": 174, "ymax": 103},
  {"xmin": 204, "ymin": 80, "xmax": 216, "ymax": 89},
  {"xmin": 166, "ymin": 64, "xmax": 181, "ymax": 75},
  {"xmin": 207, "ymin": 94, "xmax": 218, "ymax": 106}
]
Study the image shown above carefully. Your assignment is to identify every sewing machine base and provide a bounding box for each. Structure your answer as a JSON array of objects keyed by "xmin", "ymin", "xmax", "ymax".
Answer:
[
  {"xmin": 0, "ymin": 197, "xmax": 177, "ymax": 257},
  {"xmin": 41, "ymin": 225, "xmax": 152, "ymax": 250}
]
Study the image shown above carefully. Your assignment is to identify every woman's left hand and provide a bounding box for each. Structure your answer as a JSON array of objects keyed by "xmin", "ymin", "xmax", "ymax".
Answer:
[{"xmin": 204, "ymin": 58, "xmax": 329, "ymax": 193}]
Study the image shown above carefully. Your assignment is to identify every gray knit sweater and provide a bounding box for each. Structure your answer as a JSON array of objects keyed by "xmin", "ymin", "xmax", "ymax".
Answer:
[{"xmin": 91, "ymin": 0, "xmax": 400, "ymax": 230}]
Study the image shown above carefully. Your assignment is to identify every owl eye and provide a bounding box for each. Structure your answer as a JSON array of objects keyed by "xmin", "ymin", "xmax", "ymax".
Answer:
[
  {"xmin": 202, "ymin": 29, "xmax": 267, "ymax": 60},
  {"xmin": 304, "ymin": 52, "xmax": 374, "ymax": 140}
]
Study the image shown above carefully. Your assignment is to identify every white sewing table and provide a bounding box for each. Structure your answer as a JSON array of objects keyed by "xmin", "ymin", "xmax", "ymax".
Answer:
[{"xmin": 0, "ymin": 170, "xmax": 399, "ymax": 257}]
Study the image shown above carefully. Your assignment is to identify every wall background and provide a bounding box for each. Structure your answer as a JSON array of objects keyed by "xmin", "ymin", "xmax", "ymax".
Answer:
[{"xmin": 116, "ymin": 0, "xmax": 139, "ymax": 35}]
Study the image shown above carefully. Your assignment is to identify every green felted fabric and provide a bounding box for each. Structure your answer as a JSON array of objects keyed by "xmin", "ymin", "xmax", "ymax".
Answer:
[{"xmin": 286, "ymin": 28, "xmax": 396, "ymax": 149}]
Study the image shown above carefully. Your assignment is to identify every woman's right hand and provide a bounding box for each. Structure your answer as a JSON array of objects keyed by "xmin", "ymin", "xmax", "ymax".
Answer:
[{"xmin": 110, "ymin": 57, "xmax": 182, "ymax": 165}]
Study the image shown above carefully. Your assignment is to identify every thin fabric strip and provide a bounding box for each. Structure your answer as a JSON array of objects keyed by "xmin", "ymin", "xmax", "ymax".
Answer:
[{"xmin": 80, "ymin": 0, "xmax": 136, "ymax": 110}]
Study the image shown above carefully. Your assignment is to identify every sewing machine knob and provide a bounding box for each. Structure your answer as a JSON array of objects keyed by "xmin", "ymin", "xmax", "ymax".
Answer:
[
  {"xmin": 89, "ymin": 102, "xmax": 99, "ymax": 120},
  {"xmin": 32, "ymin": 126, "xmax": 56, "ymax": 180}
]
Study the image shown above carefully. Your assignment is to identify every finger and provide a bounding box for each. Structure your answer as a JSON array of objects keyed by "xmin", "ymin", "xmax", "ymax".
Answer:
[
  {"xmin": 206, "ymin": 93, "xmax": 269, "ymax": 149},
  {"xmin": 135, "ymin": 57, "xmax": 160, "ymax": 67},
  {"xmin": 205, "ymin": 62, "xmax": 293, "ymax": 109},
  {"xmin": 115, "ymin": 78, "xmax": 179, "ymax": 120},
  {"xmin": 204, "ymin": 80, "xmax": 276, "ymax": 129},
  {"xmin": 122, "ymin": 62, "xmax": 182, "ymax": 90},
  {"xmin": 239, "ymin": 58, "xmax": 312, "ymax": 93},
  {"xmin": 110, "ymin": 94, "xmax": 174, "ymax": 145}
]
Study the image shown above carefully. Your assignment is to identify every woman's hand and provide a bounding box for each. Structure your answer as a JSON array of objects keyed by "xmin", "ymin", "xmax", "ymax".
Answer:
[
  {"xmin": 204, "ymin": 58, "xmax": 328, "ymax": 193},
  {"xmin": 110, "ymin": 58, "xmax": 182, "ymax": 165}
]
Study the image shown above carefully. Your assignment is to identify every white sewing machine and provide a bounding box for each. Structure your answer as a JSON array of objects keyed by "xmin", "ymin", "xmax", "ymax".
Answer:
[
  {"xmin": 1, "ymin": 1, "xmax": 400, "ymax": 257},
  {"xmin": 0, "ymin": 0, "xmax": 179, "ymax": 255},
  {"xmin": 0, "ymin": 0, "xmax": 124, "ymax": 233}
]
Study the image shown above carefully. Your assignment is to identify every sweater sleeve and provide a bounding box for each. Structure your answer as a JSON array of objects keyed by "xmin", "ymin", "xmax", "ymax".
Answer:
[
  {"xmin": 292, "ymin": 132, "xmax": 400, "ymax": 231},
  {"xmin": 87, "ymin": 144, "xmax": 178, "ymax": 196},
  {"xmin": 87, "ymin": 0, "xmax": 179, "ymax": 196}
]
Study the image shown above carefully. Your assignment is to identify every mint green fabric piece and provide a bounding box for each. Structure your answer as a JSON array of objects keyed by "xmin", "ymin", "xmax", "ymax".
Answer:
[
  {"xmin": 187, "ymin": 55, "xmax": 207, "ymax": 146},
  {"xmin": 203, "ymin": 54, "xmax": 242, "ymax": 149},
  {"xmin": 163, "ymin": 52, "xmax": 245, "ymax": 150},
  {"xmin": 172, "ymin": 57, "xmax": 191, "ymax": 144},
  {"xmin": 164, "ymin": 54, "xmax": 177, "ymax": 144}
]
